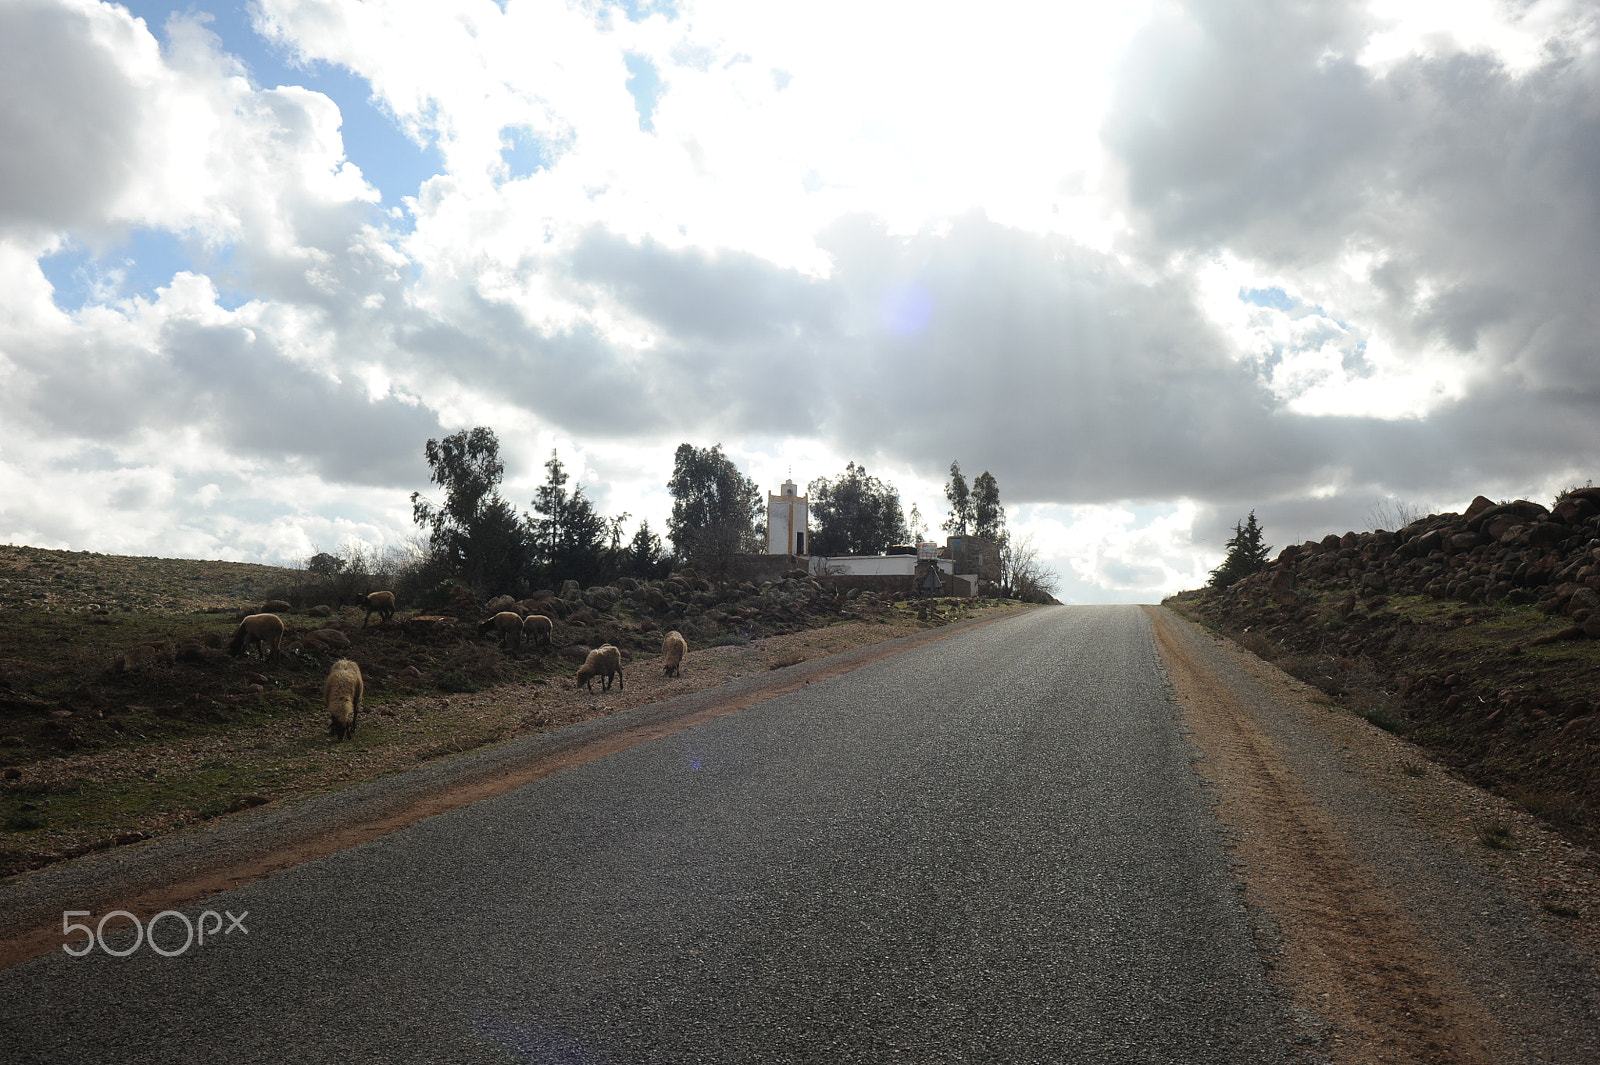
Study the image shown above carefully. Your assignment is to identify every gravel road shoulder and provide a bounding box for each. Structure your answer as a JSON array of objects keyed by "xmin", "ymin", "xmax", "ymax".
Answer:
[{"xmin": 1149, "ymin": 606, "xmax": 1600, "ymax": 1065}]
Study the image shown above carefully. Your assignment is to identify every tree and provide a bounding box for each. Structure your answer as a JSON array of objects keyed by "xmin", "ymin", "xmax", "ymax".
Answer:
[
  {"xmin": 624, "ymin": 519, "xmax": 672, "ymax": 579},
  {"xmin": 411, "ymin": 427, "xmax": 533, "ymax": 594},
  {"xmin": 943, "ymin": 460, "xmax": 972, "ymax": 534},
  {"xmin": 972, "ymin": 471, "xmax": 1005, "ymax": 540},
  {"xmin": 667, "ymin": 443, "xmax": 762, "ymax": 576},
  {"xmin": 1209, "ymin": 511, "xmax": 1272, "ymax": 589},
  {"xmin": 1000, "ymin": 533, "xmax": 1061, "ymax": 603},
  {"xmin": 529, "ymin": 450, "xmax": 609, "ymax": 589},
  {"xmin": 907, "ymin": 503, "xmax": 928, "ymax": 543},
  {"xmin": 807, "ymin": 462, "xmax": 909, "ymax": 556}
]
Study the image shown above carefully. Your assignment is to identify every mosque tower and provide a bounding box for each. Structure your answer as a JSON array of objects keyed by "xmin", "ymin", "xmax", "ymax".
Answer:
[{"xmin": 766, "ymin": 477, "xmax": 810, "ymax": 556}]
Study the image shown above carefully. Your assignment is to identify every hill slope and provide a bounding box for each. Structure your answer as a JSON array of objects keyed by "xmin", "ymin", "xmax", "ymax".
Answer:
[{"xmin": 1167, "ymin": 488, "xmax": 1600, "ymax": 847}]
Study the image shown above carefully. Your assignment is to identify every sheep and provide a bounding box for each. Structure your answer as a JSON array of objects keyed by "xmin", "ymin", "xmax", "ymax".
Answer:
[
  {"xmin": 479, "ymin": 611, "xmax": 524, "ymax": 653},
  {"xmin": 362, "ymin": 590, "xmax": 396, "ymax": 627},
  {"xmin": 227, "ymin": 614, "xmax": 285, "ymax": 661},
  {"xmin": 323, "ymin": 659, "xmax": 363, "ymax": 741},
  {"xmin": 522, "ymin": 613, "xmax": 553, "ymax": 648},
  {"xmin": 574, "ymin": 644, "xmax": 623, "ymax": 692},
  {"xmin": 662, "ymin": 630, "xmax": 687, "ymax": 677}
]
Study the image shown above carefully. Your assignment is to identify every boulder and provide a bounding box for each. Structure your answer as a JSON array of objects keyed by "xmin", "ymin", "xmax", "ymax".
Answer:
[
  {"xmin": 312, "ymin": 628, "xmax": 352, "ymax": 648},
  {"xmin": 1463, "ymin": 495, "xmax": 1496, "ymax": 521},
  {"xmin": 306, "ymin": 604, "xmax": 334, "ymax": 618},
  {"xmin": 486, "ymin": 595, "xmax": 518, "ymax": 614},
  {"xmin": 560, "ymin": 580, "xmax": 582, "ymax": 602}
]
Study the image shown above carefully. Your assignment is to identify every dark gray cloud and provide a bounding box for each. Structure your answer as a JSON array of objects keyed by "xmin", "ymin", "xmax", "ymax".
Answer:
[{"xmin": 9, "ymin": 306, "xmax": 443, "ymax": 488}]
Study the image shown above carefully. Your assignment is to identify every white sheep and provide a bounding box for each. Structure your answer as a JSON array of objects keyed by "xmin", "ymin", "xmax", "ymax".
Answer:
[
  {"xmin": 227, "ymin": 614, "xmax": 284, "ymax": 661},
  {"xmin": 522, "ymin": 614, "xmax": 553, "ymax": 647},
  {"xmin": 323, "ymin": 659, "xmax": 364, "ymax": 741},
  {"xmin": 574, "ymin": 644, "xmax": 623, "ymax": 692},
  {"xmin": 662, "ymin": 630, "xmax": 687, "ymax": 677},
  {"xmin": 362, "ymin": 590, "xmax": 396, "ymax": 627},
  {"xmin": 479, "ymin": 611, "xmax": 524, "ymax": 653}
]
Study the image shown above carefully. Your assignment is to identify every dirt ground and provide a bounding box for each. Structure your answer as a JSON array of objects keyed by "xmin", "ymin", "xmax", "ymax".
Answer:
[{"xmin": 1150, "ymin": 606, "xmax": 1600, "ymax": 1065}]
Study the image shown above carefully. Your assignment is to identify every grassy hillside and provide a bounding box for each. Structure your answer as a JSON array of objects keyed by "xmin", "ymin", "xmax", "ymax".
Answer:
[{"xmin": 0, "ymin": 544, "xmax": 1007, "ymax": 877}]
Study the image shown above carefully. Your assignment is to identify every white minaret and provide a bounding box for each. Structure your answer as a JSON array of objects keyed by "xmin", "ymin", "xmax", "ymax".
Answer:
[{"xmin": 766, "ymin": 478, "xmax": 809, "ymax": 556}]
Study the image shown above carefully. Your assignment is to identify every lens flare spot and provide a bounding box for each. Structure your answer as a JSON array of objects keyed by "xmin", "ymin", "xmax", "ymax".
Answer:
[{"xmin": 881, "ymin": 282, "xmax": 932, "ymax": 334}]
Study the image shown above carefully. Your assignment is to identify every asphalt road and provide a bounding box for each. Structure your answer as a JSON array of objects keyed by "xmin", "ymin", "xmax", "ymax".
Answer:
[{"xmin": 0, "ymin": 606, "xmax": 1306, "ymax": 1063}]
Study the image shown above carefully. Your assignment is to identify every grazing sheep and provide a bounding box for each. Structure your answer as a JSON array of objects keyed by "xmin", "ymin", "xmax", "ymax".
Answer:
[
  {"xmin": 362, "ymin": 591, "xmax": 396, "ymax": 627},
  {"xmin": 323, "ymin": 659, "xmax": 363, "ymax": 741},
  {"xmin": 522, "ymin": 614, "xmax": 553, "ymax": 647},
  {"xmin": 574, "ymin": 644, "xmax": 623, "ymax": 692},
  {"xmin": 662, "ymin": 630, "xmax": 687, "ymax": 677},
  {"xmin": 227, "ymin": 614, "xmax": 284, "ymax": 661},
  {"xmin": 479, "ymin": 611, "xmax": 524, "ymax": 653}
]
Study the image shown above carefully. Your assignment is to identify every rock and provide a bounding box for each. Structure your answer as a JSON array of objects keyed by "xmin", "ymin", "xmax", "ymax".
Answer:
[
  {"xmin": 398, "ymin": 665, "xmax": 424, "ymax": 679},
  {"xmin": 262, "ymin": 600, "xmax": 292, "ymax": 613},
  {"xmin": 1463, "ymin": 495, "xmax": 1496, "ymax": 521},
  {"xmin": 1554, "ymin": 496, "xmax": 1598, "ymax": 524},
  {"xmin": 306, "ymin": 605, "xmax": 333, "ymax": 618},
  {"xmin": 1529, "ymin": 626, "xmax": 1585, "ymax": 646},
  {"xmin": 1528, "ymin": 522, "xmax": 1572, "ymax": 549},
  {"xmin": 559, "ymin": 644, "xmax": 592, "ymax": 664},
  {"xmin": 401, "ymin": 615, "xmax": 460, "ymax": 640},
  {"xmin": 116, "ymin": 642, "xmax": 171, "ymax": 673},
  {"xmin": 486, "ymin": 595, "xmax": 518, "ymax": 613},
  {"xmin": 561, "ymin": 580, "xmax": 582, "ymax": 602},
  {"xmin": 312, "ymin": 628, "xmax": 351, "ymax": 648},
  {"xmin": 1584, "ymin": 615, "xmax": 1600, "ymax": 639}
]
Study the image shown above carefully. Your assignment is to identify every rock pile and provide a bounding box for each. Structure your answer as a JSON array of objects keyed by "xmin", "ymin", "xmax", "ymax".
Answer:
[{"xmin": 1224, "ymin": 487, "xmax": 1600, "ymax": 632}]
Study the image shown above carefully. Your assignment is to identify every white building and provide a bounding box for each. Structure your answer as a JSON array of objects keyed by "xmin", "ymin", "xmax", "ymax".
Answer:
[
  {"xmin": 809, "ymin": 554, "xmax": 954, "ymax": 578},
  {"xmin": 766, "ymin": 479, "xmax": 810, "ymax": 556}
]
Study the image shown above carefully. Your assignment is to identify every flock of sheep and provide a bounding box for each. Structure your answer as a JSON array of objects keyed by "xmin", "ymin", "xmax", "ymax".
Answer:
[{"xmin": 222, "ymin": 590, "xmax": 690, "ymax": 743}]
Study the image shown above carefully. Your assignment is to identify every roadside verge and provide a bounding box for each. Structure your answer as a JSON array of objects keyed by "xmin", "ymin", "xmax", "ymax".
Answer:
[
  {"xmin": 1148, "ymin": 605, "xmax": 1600, "ymax": 1065},
  {"xmin": 0, "ymin": 609, "xmax": 1022, "ymax": 970}
]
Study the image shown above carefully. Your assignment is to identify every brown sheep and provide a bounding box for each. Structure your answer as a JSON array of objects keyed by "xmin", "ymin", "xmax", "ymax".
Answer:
[
  {"xmin": 479, "ymin": 611, "xmax": 524, "ymax": 653},
  {"xmin": 227, "ymin": 614, "xmax": 284, "ymax": 661},
  {"xmin": 323, "ymin": 658, "xmax": 363, "ymax": 741},
  {"xmin": 574, "ymin": 644, "xmax": 623, "ymax": 692},
  {"xmin": 662, "ymin": 630, "xmax": 687, "ymax": 677},
  {"xmin": 522, "ymin": 614, "xmax": 553, "ymax": 647},
  {"xmin": 362, "ymin": 590, "xmax": 396, "ymax": 627}
]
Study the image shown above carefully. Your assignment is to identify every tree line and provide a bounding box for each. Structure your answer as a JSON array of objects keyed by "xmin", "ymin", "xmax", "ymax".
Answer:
[{"xmin": 301, "ymin": 427, "xmax": 1059, "ymax": 604}]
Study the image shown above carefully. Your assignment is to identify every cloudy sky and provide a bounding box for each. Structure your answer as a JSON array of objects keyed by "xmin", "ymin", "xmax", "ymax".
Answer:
[{"xmin": 3, "ymin": 0, "xmax": 1598, "ymax": 602}]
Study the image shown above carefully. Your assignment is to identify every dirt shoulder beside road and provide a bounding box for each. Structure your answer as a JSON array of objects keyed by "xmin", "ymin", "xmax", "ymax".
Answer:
[
  {"xmin": 1149, "ymin": 606, "xmax": 1600, "ymax": 1065},
  {"xmin": 0, "ymin": 608, "xmax": 1024, "ymax": 970}
]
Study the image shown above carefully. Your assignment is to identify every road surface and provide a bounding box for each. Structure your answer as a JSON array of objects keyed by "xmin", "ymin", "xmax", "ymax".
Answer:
[{"xmin": 3, "ymin": 607, "xmax": 1325, "ymax": 1062}]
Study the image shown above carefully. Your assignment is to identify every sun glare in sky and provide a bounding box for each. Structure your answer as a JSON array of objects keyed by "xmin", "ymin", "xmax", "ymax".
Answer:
[{"xmin": 2, "ymin": 0, "xmax": 1597, "ymax": 601}]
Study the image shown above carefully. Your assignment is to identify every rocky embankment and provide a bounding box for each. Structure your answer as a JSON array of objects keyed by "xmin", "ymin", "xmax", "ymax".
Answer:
[{"xmin": 1167, "ymin": 487, "xmax": 1600, "ymax": 846}]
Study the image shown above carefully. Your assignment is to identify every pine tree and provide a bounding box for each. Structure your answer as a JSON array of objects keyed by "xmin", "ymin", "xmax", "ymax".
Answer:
[{"xmin": 1208, "ymin": 511, "xmax": 1272, "ymax": 589}]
